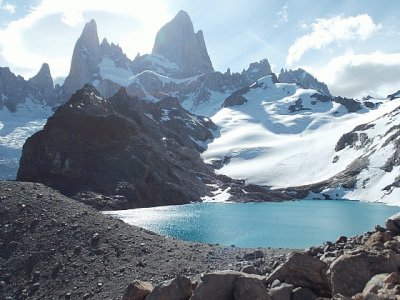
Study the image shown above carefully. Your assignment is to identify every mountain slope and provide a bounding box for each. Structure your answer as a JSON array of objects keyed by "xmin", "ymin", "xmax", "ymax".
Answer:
[
  {"xmin": 202, "ymin": 75, "xmax": 400, "ymax": 205},
  {"xmin": 17, "ymin": 85, "xmax": 282, "ymax": 209}
]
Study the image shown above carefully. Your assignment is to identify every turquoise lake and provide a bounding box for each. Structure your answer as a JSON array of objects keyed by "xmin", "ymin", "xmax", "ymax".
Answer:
[{"xmin": 106, "ymin": 200, "xmax": 400, "ymax": 249}]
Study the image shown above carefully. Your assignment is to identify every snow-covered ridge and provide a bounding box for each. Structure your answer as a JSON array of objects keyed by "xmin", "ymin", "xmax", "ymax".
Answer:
[{"xmin": 202, "ymin": 75, "xmax": 400, "ymax": 205}]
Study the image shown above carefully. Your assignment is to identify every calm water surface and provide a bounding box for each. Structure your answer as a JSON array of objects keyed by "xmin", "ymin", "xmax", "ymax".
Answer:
[{"xmin": 106, "ymin": 200, "xmax": 399, "ymax": 248}]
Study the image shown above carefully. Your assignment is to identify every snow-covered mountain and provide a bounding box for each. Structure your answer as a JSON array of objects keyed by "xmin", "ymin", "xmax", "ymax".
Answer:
[
  {"xmin": 61, "ymin": 13, "xmax": 275, "ymax": 116},
  {"xmin": 2, "ymin": 10, "xmax": 400, "ymax": 205},
  {"xmin": 202, "ymin": 75, "xmax": 400, "ymax": 205}
]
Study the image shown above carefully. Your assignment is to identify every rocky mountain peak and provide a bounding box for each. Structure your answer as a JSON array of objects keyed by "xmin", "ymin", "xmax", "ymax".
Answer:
[
  {"xmin": 80, "ymin": 19, "xmax": 99, "ymax": 51},
  {"xmin": 278, "ymin": 68, "xmax": 331, "ymax": 96},
  {"xmin": 29, "ymin": 63, "xmax": 54, "ymax": 94},
  {"xmin": 62, "ymin": 19, "xmax": 101, "ymax": 96},
  {"xmin": 152, "ymin": 10, "xmax": 214, "ymax": 77}
]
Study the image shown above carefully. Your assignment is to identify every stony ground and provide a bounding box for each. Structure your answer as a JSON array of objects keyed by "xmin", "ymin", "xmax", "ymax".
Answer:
[{"xmin": 0, "ymin": 181, "xmax": 291, "ymax": 299}]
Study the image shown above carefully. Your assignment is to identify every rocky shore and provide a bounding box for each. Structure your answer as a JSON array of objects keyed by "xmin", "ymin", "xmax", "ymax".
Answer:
[
  {"xmin": 0, "ymin": 181, "xmax": 290, "ymax": 299},
  {"xmin": 2, "ymin": 180, "xmax": 400, "ymax": 299}
]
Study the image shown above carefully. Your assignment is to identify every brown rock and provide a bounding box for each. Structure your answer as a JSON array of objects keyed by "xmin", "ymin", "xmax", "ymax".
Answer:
[
  {"xmin": 146, "ymin": 275, "xmax": 193, "ymax": 300},
  {"xmin": 266, "ymin": 252, "xmax": 329, "ymax": 296},
  {"xmin": 384, "ymin": 240, "xmax": 400, "ymax": 253},
  {"xmin": 365, "ymin": 232, "xmax": 392, "ymax": 246},
  {"xmin": 327, "ymin": 250, "xmax": 400, "ymax": 296},
  {"xmin": 386, "ymin": 212, "xmax": 400, "ymax": 233},
  {"xmin": 363, "ymin": 273, "xmax": 400, "ymax": 299},
  {"xmin": 122, "ymin": 280, "xmax": 153, "ymax": 300},
  {"xmin": 335, "ymin": 236, "xmax": 347, "ymax": 244}
]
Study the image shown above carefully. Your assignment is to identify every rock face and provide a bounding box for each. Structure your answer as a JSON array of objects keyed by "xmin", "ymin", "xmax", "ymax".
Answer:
[
  {"xmin": 278, "ymin": 68, "xmax": 331, "ymax": 96},
  {"xmin": 28, "ymin": 63, "xmax": 54, "ymax": 99},
  {"xmin": 152, "ymin": 10, "xmax": 214, "ymax": 78},
  {"xmin": 63, "ymin": 19, "xmax": 101, "ymax": 95},
  {"xmin": 17, "ymin": 85, "xmax": 218, "ymax": 209}
]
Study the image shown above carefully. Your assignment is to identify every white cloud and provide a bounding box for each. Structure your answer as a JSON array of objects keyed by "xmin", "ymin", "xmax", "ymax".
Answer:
[
  {"xmin": 309, "ymin": 52, "xmax": 400, "ymax": 98},
  {"xmin": 2, "ymin": 3, "xmax": 15, "ymax": 14},
  {"xmin": 286, "ymin": 15, "xmax": 380, "ymax": 66},
  {"xmin": 0, "ymin": 0, "xmax": 173, "ymax": 78},
  {"xmin": 277, "ymin": 3, "xmax": 288, "ymax": 23}
]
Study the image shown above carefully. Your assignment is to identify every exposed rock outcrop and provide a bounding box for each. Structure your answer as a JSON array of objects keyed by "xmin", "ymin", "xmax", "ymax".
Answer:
[
  {"xmin": 278, "ymin": 68, "xmax": 331, "ymax": 96},
  {"xmin": 17, "ymin": 85, "xmax": 216, "ymax": 209},
  {"xmin": 152, "ymin": 10, "xmax": 214, "ymax": 78}
]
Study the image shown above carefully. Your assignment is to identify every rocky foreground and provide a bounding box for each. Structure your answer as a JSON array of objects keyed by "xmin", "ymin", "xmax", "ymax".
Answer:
[
  {"xmin": 0, "ymin": 181, "xmax": 290, "ymax": 299},
  {"xmin": 2, "ymin": 181, "xmax": 400, "ymax": 299}
]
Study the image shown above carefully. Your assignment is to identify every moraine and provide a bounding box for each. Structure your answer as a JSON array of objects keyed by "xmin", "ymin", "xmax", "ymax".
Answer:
[{"xmin": 106, "ymin": 200, "xmax": 399, "ymax": 249}]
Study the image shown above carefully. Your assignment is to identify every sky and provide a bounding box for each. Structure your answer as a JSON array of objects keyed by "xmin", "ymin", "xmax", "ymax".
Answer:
[{"xmin": 0, "ymin": 0, "xmax": 400, "ymax": 98}]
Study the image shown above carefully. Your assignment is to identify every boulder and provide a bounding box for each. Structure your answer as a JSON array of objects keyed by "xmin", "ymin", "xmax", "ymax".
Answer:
[
  {"xmin": 190, "ymin": 270, "xmax": 266, "ymax": 300},
  {"xmin": 363, "ymin": 272, "xmax": 400, "ymax": 299},
  {"xmin": 364, "ymin": 232, "xmax": 391, "ymax": 246},
  {"xmin": 386, "ymin": 212, "xmax": 400, "ymax": 233},
  {"xmin": 266, "ymin": 252, "xmax": 329, "ymax": 296},
  {"xmin": 291, "ymin": 287, "xmax": 317, "ymax": 300},
  {"xmin": 327, "ymin": 249, "xmax": 400, "ymax": 296},
  {"xmin": 190, "ymin": 271, "xmax": 241, "ymax": 300},
  {"xmin": 240, "ymin": 265, "xmax": 261, "ymax": 275},
  {"xmin": 146, "ymin": 275, "xmax": 193, "ymax": 300},
  {"xmin": 122, "ymin": 280, "xmax": 153, "ymax": 300},
  {"xmin": 233, "ymin": 276, "xmax": 270, "ymax": 300},
  {"xmin": 268, "ymin": 283, "xmax": 294, "ymax": 300}
]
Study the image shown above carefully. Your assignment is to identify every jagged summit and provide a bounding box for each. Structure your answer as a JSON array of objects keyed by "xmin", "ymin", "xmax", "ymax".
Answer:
[
  {"xmin": 278, "ymin": 68, "xmax": 331, "ymax": 96},
  {"xmin": 29, "ymin": 63, "xmax": 54, "ymax": 93},
  {"xmin": 62, "ymin": 19, "xmax": 100, "ymax": 95},
  {"xmin": 152, "ymin": 10, "xmax": 214, "ymax": 77}
]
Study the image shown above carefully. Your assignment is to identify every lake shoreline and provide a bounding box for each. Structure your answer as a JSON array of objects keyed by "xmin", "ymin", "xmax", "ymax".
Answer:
[
  {"xmin": 0, "ymin": 180, "xmax": 292, "ymax": 299},
  {"xmin": 105, "ymin": 199, "xmax": 399, "ymax": 249}
]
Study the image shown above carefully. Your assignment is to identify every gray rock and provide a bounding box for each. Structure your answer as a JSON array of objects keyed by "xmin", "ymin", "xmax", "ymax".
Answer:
[
  {"xmin": 191, "ymin": 270, "xmax": 266, "ymax": 300},
  {"xmin": 146, "ymin": 275, "xmax": 193, "ymax": 300},
  {"xmin": 292, "ymin": 287, "xmax": 317, "ymax": 300},
  {"xmin": 241, "ymin": 265, "xmax": 261, "ymax": 275},
  {"xmin": 122, "ymin": 280, "xmax": 153, "ymax": 300},
  {"xmin": 233, "ymin": 276, "xmax": 270, "ymax": 300},
  {"xmin": 191, "ymin": 270, "xmax": 242, "ymax": 300},
  {"xmin": 152, "ymin": 10, "xmax": 214, "ymax": 78},
  {"xmin": 63, "ymin": 19, "xmax": 101, "ymax": 95},
  {"xmin": 327, "ymin": 249, "xmax": 400, "ymax": 296},
  {"xmin": 268, "ymin": 283, "xmax": 294, "ymax": 300},
  {"xmin": 266, "ymin": 252, "xmax": 329, "ymax": 296}
]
